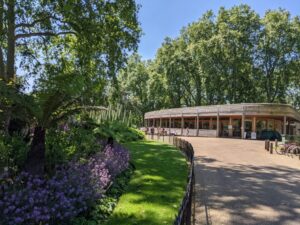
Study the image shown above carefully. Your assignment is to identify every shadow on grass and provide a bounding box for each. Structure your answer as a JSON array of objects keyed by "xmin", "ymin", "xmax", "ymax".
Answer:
[
  {"xmin": 195, "ymin": 155, "xmax": 300, "ymax": 225},
  {"xmin": 104, "ymin": 140, "xmax": 189, "ymax": 225}
]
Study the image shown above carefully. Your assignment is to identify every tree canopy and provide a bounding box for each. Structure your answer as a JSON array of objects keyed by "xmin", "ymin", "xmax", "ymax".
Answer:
[
  {"xmin": 113, "ymin": 5, "xmax": 300, "ymax": 125},
  {"xmin": 0, "ymin": 0, "xmax": 141, "ymax": 173}
]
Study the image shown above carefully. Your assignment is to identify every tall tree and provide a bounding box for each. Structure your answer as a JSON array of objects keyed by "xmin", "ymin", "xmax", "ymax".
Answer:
[
  {"xmin": 114, "ymin": 54, "xmax": 151, "ymax": 124},
  {"xmin": 256, "ymin": 10, "xmax": 300, "ymax": 102},
  {"xmin": 0, "ymin": 0, "xmax": 140, "ymax": 82},
  {"xmin": 0, "ymin": 0, "xmax": 141, "ymax": 174}
]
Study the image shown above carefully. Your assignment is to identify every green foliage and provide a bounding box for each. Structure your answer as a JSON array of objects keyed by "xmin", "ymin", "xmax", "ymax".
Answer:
[
  {"xmin": 45, "ymin": 127, "xmax": 100, "ymax": 171},
  {"xmin": 111, "ymin": 5, "xmax": 300, "ymax": 124},
  {"xmin": 93, "ymin": 121, "xmax": 144, "ymax": 143},
  {"xmin": 0, "ymin": 139, "xmax": 11, "ymax": 170},
  {"xmin": 89, "ymin": 104, "xmax": 132, "ymax": 126},
  {"xmin": 88, "ymin": 104, "xmax": 144, "ymax": 143},
  {"xmin": 0, "ymin": 135, "xmax": 29, "ymax": 171},
  {"xmin": 1, "ymin": 0, "xmax": 141, "ymax": 82},
  {"xmin": 0, "ymin": 0, "xmax": 141, "ymax": 173}
]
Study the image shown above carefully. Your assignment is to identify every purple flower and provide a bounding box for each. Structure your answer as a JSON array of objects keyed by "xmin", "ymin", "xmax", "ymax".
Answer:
[{"xmin": 0, "ymin": 143, "xmax": 130, "ymax": 224}]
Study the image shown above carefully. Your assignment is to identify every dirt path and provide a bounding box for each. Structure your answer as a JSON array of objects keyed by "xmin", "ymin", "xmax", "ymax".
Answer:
[{"xmin": 181, "ymin": 137, "xmax": 300, "ymax": 225}]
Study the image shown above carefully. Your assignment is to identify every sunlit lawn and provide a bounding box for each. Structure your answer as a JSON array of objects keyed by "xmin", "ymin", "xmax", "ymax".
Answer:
[{"xmin": 104, "ymin": 140, "xmax": 188, "ymax": 225}]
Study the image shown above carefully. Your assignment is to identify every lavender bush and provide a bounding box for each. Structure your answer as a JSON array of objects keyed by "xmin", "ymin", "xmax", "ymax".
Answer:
[{"xmin": 0, "ymin": 144, "xmax": 129, "ymax": 225}]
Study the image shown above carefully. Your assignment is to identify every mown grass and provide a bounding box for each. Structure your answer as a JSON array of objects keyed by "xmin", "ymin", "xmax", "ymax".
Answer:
[{"xmin": 104, "ymin": 140, "xmax": 188, "ymax": 225}]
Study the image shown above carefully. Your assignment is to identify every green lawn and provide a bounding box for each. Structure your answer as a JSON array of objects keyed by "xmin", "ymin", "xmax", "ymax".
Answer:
[{"xmin": 104, "ymin": 140, "xmax": 188, "ymax": 225}]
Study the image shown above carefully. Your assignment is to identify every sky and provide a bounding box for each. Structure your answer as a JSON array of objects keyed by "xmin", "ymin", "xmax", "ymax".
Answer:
[{"xmin": 135, "ymin": 0, "xmax": 300, "ymax": 60}]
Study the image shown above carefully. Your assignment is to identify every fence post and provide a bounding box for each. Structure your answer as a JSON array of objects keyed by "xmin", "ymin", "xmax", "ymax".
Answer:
[
  {"xmin": 270, "ymin": 143, "xmax": 273, "ymax": 154},
  {"xmin": 265, "ymin": 140, "xmax": 267, "ymax": 150}
]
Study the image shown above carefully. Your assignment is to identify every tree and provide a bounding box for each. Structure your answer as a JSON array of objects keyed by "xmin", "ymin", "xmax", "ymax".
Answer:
[
  {"xmin": 0, "ymin": 0, "xmax": 140, "ymax": 81},
  {"xmin": 0, "ymin": 0, "xmax": 141, "ymax": 174},
  {"xmin": 155, "ymin": 37, "xmax": 192, "ymax": 107},
  {"xmin": 113, "ymin": 4, "xmax": 300, "ymax": 118},
  {"xmin": 114, "ymin": 54, "xmax": 151, "ymax": 124},
  {"xmin": 256, "ymin": 10, "xmax": 300, "ymax": 102}
]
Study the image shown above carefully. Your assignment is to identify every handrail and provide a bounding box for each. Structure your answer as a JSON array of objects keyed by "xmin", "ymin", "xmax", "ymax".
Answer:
[{"xmin": 172, "ymin": 137, "xmax": 194, "ymax": 225}]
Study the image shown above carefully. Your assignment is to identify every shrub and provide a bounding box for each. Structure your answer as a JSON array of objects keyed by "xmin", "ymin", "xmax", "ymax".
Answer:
[
  {"xmin": 93, "ymin": 121, "xmax": 144, "ymax": 143},
  {"xmin": 0, "ymin": 144, "xmax": 130, "ymax": 225},
  {"xmin": 45, "ymin": 127, "xmax": 100, "ymax": 172},
  {"xmin": 87, "ymin": 104, "xmax": 144, "ymax": 142},
  {"xmin": 0, "ymin": 135, "xmax": 28, "ymax": 172}
]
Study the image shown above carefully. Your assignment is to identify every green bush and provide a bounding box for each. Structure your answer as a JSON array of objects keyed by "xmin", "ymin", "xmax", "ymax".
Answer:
[
  {"xmin": 93, "ymin": 121, "xmax": 144, "ymax": 143},
  {"xmin": 0, "ymin": 135, "xmax": 29, "ymax": 171},
  {"xmin": 87, "ymin": 104, "xmax": 144, "ymax": 143},
  {"xmin": 0, "ymin": 139, "xmax": 11, "ymax": 170},
  {"xmin": 45, "ymin": 127, "xmax": 100, "ymax": 171}
]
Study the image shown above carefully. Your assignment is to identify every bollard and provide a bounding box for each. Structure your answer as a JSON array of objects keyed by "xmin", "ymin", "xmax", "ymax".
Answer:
[
  {"xmin": 266, "ymin": 140, "xmax": 269, "ymax": 151},
  {"xmin": 265, "ymin": 140, "xmax": 267, "ymax": 150},
  {"xmin": 275, "ymin": 139, "xmax": 278, "ymax": 148},
  {"xmin": 270, "ymin": 143, "xmax": 273, "ymax": 154}
]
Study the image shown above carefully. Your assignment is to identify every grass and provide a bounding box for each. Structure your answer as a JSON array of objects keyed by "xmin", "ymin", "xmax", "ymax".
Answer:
[{"xmin": 104, "ymin": 140, "xmax": 189, "ymax": 225}]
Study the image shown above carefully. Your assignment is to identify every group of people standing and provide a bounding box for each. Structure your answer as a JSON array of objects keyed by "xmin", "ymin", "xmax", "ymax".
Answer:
[{"xmin": 144, "ymin": 126, "xmax": 190, "ymax": 136}]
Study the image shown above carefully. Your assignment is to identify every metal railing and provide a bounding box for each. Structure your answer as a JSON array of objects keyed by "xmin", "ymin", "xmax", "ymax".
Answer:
[{"xmin": 146, "ymin": 134, "xmax": 195, "ymax": 225}]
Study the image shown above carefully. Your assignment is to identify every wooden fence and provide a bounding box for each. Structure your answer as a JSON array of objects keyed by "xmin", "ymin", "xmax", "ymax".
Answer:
[{"xmin": 146, "ymin": 134, "xmax": 195, "ymax": 225}]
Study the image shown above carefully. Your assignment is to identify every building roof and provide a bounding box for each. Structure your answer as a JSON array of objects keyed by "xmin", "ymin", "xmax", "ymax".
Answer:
[{"xmin": 145, "ymin": 103, "xmax": 300, "ymax": 121}]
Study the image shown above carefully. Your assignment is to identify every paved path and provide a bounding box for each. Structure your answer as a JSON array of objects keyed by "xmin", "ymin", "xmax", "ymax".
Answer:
[{"xmin": 181, "ymin": 137, "xmax": 300, "ymax": 225}]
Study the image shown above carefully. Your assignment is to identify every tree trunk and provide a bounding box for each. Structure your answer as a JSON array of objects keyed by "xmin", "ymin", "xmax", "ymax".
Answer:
[
  {"xmin": 6, "ymin": 0, "xmax": 15, "ymax": 81},
  {"xmin": 0, "ymin": 0, "xmax": 5, "ymax": 79},
  {"xmin": 25, "ymin": 126, "xmax": 46, "ymax": 175}
]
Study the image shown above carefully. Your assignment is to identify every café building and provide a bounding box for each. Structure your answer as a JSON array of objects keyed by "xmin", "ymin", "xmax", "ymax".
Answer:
[{"xmin": 144, "ymin": 103, "xmax": 300, "ymax": 138}]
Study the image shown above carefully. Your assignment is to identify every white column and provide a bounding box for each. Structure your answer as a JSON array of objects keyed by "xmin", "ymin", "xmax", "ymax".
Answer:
[
  {"xmin": 252, "ymin": 116, "xmax": 256, "ymax": 133},
  {"xmin": 229, "ymin": 117, "xmax": 233, "ymax": 137},
  {"xmin": 216, "ymin": 108, "xmax": 220, "ymax": 137},
  {"xmin": 196, "ymin": 112, "xmax": 199, "ymax": 136},
  {"xmin": 181, "ymin": 113, "xmax": 184, "ymax": 136},
  {"xmin": 169, "ymin": 116, "xmax": 171, "ymax": 135},
  {"xmin": 241, "ymin": 114, "xmax": 245, "ymax": 139},
  {"xmin": 283, "ymin": 116, "xmax": 287, "ymax": 135}
]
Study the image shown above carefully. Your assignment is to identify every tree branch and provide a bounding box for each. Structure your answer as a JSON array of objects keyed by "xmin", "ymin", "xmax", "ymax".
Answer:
[
  {"xmin": 16, "ymin": 16, "xmax": 52, "ymax": 29},
  {"xmin": 15, "ymin": 31, "xmax": 76, "ymax": 39},
  {"xmin": 0, "ymin": 0, "xmax": 5, "ymax": 79}
]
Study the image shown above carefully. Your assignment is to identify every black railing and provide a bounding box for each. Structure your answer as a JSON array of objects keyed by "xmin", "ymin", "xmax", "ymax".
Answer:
[
  {"xmin": 172, "ymin": 137, "xmax": 194, "ymax": 225},
  {"xmin": 146, "ymin": 134, "xmax": 195, "ymax": 225}
]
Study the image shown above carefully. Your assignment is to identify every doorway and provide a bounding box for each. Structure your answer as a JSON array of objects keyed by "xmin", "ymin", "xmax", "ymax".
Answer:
[{"xmin": 245, "ymin": 120, "xmax": 252, "ymax": 139}]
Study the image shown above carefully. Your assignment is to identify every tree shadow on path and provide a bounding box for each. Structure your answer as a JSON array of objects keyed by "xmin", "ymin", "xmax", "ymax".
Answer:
[{"xmin": 195, "ymin": 155, "xmax": 300, "ymax": 225}]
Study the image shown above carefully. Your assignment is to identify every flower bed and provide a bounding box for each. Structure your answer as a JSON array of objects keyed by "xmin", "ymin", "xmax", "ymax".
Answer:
[{"xmin": 0, "ymin": 144, "xmax": 129, "ymax": 225}]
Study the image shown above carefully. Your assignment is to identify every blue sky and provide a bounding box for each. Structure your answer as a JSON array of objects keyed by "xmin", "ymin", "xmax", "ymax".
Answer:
[{"xmin": 135, "ymin": 0, "xmax": 300, "ymax": 60}]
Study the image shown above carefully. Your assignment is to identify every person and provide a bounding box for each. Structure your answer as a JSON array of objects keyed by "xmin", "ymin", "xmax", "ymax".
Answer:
[
  {"xmin": 186, "ymin": 127, "xmax": 189, "ymax": 136},
  {"xmin": 150, "ymin": 126, "xmax": 154, "ymax": 139},
  {"xmin": 162, "ymin": 127, "xmax": 165, "ymax": 136}
]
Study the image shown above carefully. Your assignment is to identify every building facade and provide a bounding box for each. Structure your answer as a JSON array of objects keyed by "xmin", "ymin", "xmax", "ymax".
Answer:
[{"xmin": 144, "ymin": 103, "xmax": 300, "ymax": 138}]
